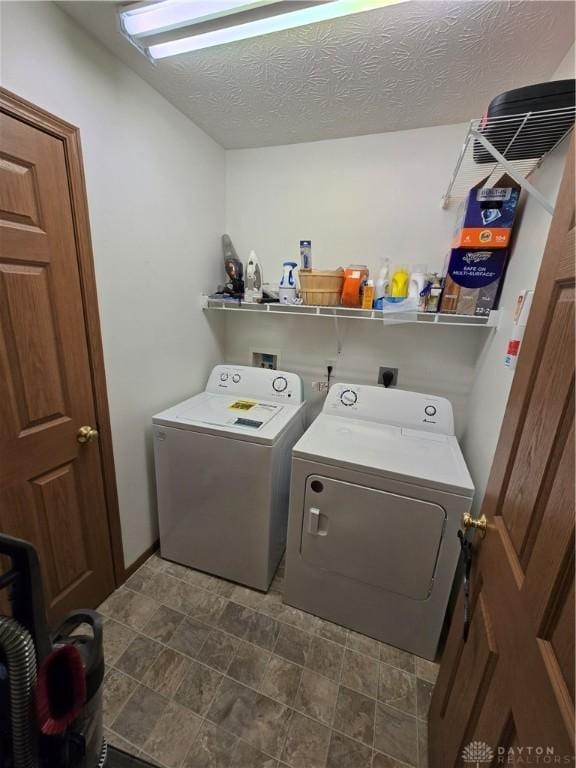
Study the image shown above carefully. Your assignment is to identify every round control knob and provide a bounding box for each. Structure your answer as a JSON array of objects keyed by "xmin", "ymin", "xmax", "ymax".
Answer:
[
  {"xmin": 219, "ymin": 372, "xmax": 229, "ymax": 382},
  {"xmin": 425, "ymin": 405, "xmax": 437, "ymax": 416},
  {"xmin": 272, "ymin": 376, "xmax": 288, "ymax": 393},
  {"xmin": 340, "ymin": 389, "xmax": 358, "ymax": 406},
  {"xmin": 232, "ymin": 374, "xmax": 241, "ymax": 383}
]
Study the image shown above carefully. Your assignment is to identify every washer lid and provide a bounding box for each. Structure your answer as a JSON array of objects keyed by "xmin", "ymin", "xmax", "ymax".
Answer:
[
  {"xmin": 293, "ymin": 414, "xmax": 474, "ymax": 497},
  {"xmin": 153, "ymin": 392, "xmax": 304, "ymax": 444}
]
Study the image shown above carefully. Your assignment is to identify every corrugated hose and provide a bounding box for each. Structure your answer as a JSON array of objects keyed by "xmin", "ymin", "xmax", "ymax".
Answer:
[{"xmin": 0, "ymin": 615, "xmax": 37, "ymax": 768}]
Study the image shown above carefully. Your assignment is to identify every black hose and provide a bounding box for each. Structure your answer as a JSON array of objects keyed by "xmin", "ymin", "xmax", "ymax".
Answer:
[{"xmin": 0, "ymin": 616, "xmax": 37, "ymax": 768}]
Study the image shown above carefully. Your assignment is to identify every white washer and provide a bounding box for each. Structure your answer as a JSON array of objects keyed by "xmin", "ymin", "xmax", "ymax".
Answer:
[
  {"xmin": 283, "ymin": 383, "xmax": 474, "ymax": 660},
  {"xmin": 153, "ymin": 365, "xmax": 306, "ymax": 591}
]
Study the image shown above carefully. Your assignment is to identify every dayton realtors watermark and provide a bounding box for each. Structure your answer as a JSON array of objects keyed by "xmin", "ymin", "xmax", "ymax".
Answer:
[{"xmin": 462, "ymin": 741, "xmax": 575, "ymax": 766}]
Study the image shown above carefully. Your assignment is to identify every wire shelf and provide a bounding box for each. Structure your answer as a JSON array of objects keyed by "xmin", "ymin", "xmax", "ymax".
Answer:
[
  {"xmin": 202, "ymin": 296, "xmax": 499, "ymax": 327},
  {"xmin": 443, "ymin": 106, "xmax": 575, "ymax": 213}
]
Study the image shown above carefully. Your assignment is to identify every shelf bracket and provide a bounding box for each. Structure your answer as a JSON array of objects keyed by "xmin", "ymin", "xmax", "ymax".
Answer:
[
  {"xmin": 442, "ymin": 130, "xmax": 473, "ymax": 209},
  {"xmin": 332, "ymin": 310, "xmax": 342, "ymax": 355},
  {"xmin": 471, "ymin": 130, "xmax": 555, "ymax": 215}
]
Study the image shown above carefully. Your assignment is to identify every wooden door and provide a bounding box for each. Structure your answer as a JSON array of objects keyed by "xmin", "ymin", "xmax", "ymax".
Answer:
[
  {"xmin": 429, "ymin": 138, "xmax": 575, "ymax": 765},
  {"xmin": 0, "ymin": 92, "xmax": 120, "ymax": 624}
]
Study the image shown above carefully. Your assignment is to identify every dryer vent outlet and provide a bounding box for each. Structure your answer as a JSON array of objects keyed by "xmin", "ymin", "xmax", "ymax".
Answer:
[{"xmin": 378, "ymin": 367, "xmax": 398, "ymax": 387}]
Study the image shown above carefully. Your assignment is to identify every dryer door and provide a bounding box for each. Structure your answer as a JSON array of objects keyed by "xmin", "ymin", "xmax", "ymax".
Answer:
[{"xmin": 300, "ymin": 475, "xmax": 446, "ymax": 600}]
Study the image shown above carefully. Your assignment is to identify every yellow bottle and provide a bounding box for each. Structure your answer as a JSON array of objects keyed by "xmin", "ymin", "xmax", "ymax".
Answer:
[
  {"xmin": 390, "ymin": 265, "xmax": 410, "ymax": 298},
  {"xmin": 361, "ymin": 280, "xmax": 375, "ymax": 309}
]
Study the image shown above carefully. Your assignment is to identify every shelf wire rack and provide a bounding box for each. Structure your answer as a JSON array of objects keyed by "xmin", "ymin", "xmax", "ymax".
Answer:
[
  {"xmin": 202, "ymin": 296, "xmax": 498, "ymax": 326},
  {"xmin": 443, "ymin": 106, "xmax": 575, "ymax": 214},
  {"xmin": 202, "ymin": 296, "xmax": 499, "ymax": 353}
]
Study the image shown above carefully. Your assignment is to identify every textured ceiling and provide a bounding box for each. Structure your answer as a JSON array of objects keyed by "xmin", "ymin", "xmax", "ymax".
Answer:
[{"xmin": 60, "ymin": 1, "xmax": 574, "ymax": 149}]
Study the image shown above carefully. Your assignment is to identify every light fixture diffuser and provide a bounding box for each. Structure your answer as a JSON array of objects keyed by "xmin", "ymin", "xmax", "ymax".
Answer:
[
  {"xmin": 119, "ymin": 0, "xmax": 407, "ymax": 59},
  {"xmin": 121, "ymin": 0, "xmax": 278, "ymax": 37}
]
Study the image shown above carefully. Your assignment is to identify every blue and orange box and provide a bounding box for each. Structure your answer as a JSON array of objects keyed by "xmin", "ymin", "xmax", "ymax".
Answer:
[{"xmin": 453, "ymin": 176, "xmax": 520, "ymax": 249}]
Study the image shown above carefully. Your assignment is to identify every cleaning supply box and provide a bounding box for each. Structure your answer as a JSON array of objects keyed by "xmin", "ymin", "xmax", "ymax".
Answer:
[
  {"xmin": 342, "ymin": 266, "xmax": 369, "ymax": 307},
  {"xmin": 440, "ymin": 248, "xmax": 508, "ymax": 317},
  {"xmin": 453, "ymin": 178, "xmax": 520, "ymax": 249}
]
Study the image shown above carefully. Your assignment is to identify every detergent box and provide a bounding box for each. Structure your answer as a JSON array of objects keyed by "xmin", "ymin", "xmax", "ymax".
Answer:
[
  {"xmin": 453, "ymin": 176, "xmax": 520, "ymax": 248},
  {"xmin": 440, "ymin": 248, "xmax": 509, "ymax": 317}
]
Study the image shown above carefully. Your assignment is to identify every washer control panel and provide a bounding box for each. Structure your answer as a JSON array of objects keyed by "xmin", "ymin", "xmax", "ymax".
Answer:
[
  {"xmin": 207, "ymin": 365, "xmax": 303, "ymax": 404},
  {"xmin": 325, "ymin": 383, "xmax": 454, "ymax": 435}
]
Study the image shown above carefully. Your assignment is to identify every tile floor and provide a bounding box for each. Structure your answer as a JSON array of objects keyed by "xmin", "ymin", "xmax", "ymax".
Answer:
[{"xmin": 100, "ymin": 554, "xmax": 439, "ymax": 768}]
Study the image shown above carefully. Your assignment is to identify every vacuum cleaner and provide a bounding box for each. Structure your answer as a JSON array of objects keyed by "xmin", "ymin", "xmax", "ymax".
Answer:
[{"xmin": 0, "ymin": 534, "xmax": 106, "ymax": 768}]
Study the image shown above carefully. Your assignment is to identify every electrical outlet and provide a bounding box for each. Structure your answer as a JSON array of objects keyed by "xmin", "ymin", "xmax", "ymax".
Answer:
[
  {"xmin": 378, "ymin": 367, "xmax": 398, "ymax": 387},
  {"xmin": 252, "ymin": 351, "xmax": 278, "ymax": 369},
  {"xmin": 312, "ymin": 381, "xmax": 330, "ymax": 393}
]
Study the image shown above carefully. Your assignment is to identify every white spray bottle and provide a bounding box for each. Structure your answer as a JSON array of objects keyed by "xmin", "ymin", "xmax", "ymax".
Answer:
[
  {"xmin": 244, "ymin": 250, "xmax": 263, "ymax": 303},
  {"xmin": 375, "ymin": 257, "xmax": 390, "ymax": 309}
]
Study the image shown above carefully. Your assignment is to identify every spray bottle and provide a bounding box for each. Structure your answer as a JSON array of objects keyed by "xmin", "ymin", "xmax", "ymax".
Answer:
[{"xmin": 374, "ymin": 258, "xmax": 390, "ymax": 309}]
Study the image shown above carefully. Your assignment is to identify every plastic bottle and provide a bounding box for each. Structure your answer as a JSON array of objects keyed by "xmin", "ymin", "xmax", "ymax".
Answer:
[
  {"xmin": 409, "ymin": 265, "xmax": 428, "ymax": 298},
  {"xmin": 375, "ymin": 258, "xmax": 390, "ymax": 309},
  {"xmin": 279, "ymin": 261, "xmax": 298, "ymax": 304},
  {"xmin": 361, "ymin": 280, "xmax": 375, "ymax": 309},
  {"xmin": 425, "ymin": 274, "xmax": 443, "ymax": 313},
  {"xmin": 390, "ymin": 265, "xmax": 410, "ymax": 298}
]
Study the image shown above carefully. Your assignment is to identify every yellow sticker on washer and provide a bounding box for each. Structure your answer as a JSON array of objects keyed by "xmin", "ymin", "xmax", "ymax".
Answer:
[{"xmin": 229, "ymin": 400, "xmax": 257, "ymax": 411}]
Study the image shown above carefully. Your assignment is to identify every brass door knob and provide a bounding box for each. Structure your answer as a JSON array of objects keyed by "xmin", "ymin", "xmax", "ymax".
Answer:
[
  {"xmin": 462, "ymin": 512, "xmax": 488, "ymax": 538},
  {"xmin": 77, "ymin": 425, "xmax": 99, "ymax": 445}
]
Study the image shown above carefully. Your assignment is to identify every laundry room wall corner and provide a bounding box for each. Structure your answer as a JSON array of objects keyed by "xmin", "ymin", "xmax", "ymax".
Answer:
[
  {"xmin": 1, "ymin": 1, "xmax": 227, "ymax": 570},
  {"xmin": 223, "ymin": 123, "xmax": 486, "ymax": 437},
  {"xmin": 460, "ymin": 49, "xmax": 575, "ymax": 515}
]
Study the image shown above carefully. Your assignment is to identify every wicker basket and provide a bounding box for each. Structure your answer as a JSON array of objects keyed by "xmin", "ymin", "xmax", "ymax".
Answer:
[{"xmin": 299, "ymin": 269, "xmax": 344, "ymax": 306}]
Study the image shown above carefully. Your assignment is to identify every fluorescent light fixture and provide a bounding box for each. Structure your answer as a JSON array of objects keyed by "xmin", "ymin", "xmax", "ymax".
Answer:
[
  {"xmin": 121, "ymin": 1, "xmax": 277, "ymax": 37},
  {"xmin": 119, "ymin": 0, "xmax": 407, "ymax": 59}
]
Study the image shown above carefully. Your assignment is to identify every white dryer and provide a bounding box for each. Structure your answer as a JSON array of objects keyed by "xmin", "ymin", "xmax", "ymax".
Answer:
[
  {"xmin": 153, "ymin": 365, "xmax": 306, "ymax": 591},
  {"xmin": 283, "ymin": 383, "xmax": 474, "ymax": 660}
]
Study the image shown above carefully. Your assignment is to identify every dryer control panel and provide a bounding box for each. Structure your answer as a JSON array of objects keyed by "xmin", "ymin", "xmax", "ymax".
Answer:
[
  {"xmin": 207, "ymin": 365, "xmax": 303, "ymax": 404},
  {"xmin": 324, "ymin": 383, "xmax": 454, "ymax": 435}
]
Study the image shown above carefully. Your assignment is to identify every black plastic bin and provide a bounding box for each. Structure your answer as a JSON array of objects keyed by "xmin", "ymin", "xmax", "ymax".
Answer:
[{"xmin": 474, "ymin": 79, "xmax": 575, "ymax": 163}]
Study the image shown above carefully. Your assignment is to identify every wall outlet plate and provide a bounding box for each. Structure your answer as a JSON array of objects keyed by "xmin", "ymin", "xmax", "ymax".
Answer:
[
  {"xmin": 378, "ymin": 367, "xmax": 398, "ymax": 387},
  {"xmin": 251, "ymin": 350, "xmax": 278, "ymax": 369}
]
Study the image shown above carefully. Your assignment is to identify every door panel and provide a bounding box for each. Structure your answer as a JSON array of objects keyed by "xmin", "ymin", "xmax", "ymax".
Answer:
[
  {"xmin": 548, "ymin": 576, "xmax": 574, "ymax": 708},
  {"xmin": 0, "ymin": 153, "xmax": 43, "ymax": 228},
  {"xmin": 300, "ymin": 475, "xmax": 446, "ymax": 599},
  {"xmin": 500, "ymin": 283, "xmax": 574, "ymax": 558},
  {"xmin": 0, "ymin": 107, "xmax": 115, "ymax": 622},
  {"xmin": 1, "ymin": 264, "xmax": 67, "ymax": 428},
  {"xmin": 32, "ymin": 464, "xmax": 90, "ymax": 596},
  {"xmin": 429, "ymin": 137, "xmax": 575, "ymax": 765},
  {"xmin": 434, "ymin": 583, "xmax": 500, "ymax": 763}
]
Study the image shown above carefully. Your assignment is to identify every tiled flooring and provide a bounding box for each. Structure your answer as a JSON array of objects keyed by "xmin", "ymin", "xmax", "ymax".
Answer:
[{"xmin": 100, "ymin": 554, "xmax": 438, "ymax": 768}]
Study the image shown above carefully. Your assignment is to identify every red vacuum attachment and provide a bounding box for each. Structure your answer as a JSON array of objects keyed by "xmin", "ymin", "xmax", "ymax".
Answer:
[{"xmin": 36, "ymin": 644, "xmax": 87, "ymax": 735}]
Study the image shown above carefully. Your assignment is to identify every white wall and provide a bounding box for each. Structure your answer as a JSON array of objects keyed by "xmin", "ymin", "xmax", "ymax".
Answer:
[
  {"xmin": 1, "ymin": 2, "xmax": 572, "ymax": 563},
  {"xmin": 225, "ymin": 77, "xmax": 572, "ymax": 503},
  {"xmin": 1, "ymin": 2, "xmax": 226, "ymax": 567},
  {"xmin": 553, "ymin": 43, "xmax": 575, "ymax": 79},
  {"xmin": 224, "ymin": 314, "xmax": 485, "ymax": 436},
  {"xmin": 226, "ymin": 123, "xmax": 467, "ymax": 277},
  {"xmin": 461, "ymin": 51, "xmax": 575, "ymax": 512},
  {"xmin": 225, "ymin": 123, "xmax": 485, "ymax": 436}
]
